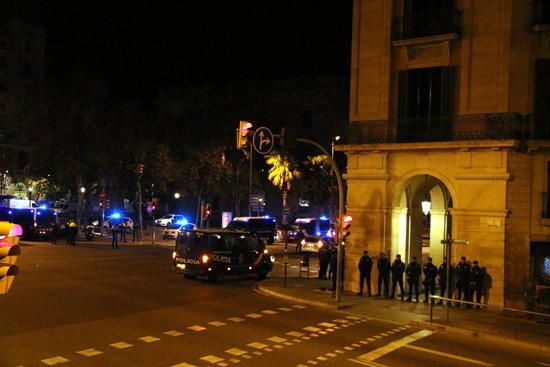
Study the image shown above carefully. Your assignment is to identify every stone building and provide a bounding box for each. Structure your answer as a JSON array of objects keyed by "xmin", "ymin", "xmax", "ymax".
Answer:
[{"xmin": 336, "ymin": 0, "xmax": 550, "ymax": 307}]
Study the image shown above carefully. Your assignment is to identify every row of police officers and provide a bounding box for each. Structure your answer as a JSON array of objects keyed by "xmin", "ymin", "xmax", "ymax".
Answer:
[{"xmin": 357, "ymin": 251, "xmax": 485, "ymax": 307}]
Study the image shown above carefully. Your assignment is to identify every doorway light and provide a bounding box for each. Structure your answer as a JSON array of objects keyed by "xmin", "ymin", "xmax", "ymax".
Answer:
[{"xmin": 421, "ymin": 175, "xmax": 431, "ymax": 215}]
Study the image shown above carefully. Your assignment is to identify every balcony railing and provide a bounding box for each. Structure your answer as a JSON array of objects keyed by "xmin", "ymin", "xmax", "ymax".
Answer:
[
  {"xmin": 342, "ymin": 113, "xmax": 526, "ymax": 145},
  {"xmin": 392, "ymin": 8, "xmax": 461, "ymax": 40}
]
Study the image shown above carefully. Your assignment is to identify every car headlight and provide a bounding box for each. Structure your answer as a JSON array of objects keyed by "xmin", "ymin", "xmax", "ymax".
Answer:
[
  {"xmin": 172, "ymin": 251, "xmax": 177, "ymax": 260},
  {"xmin": 270, "ymin": 255, "xmax": 275, "ymax": 263},
  {"xmin": 301, "ymin": 239, "xmax": 306, "ymax": 245},
  {"xmin": 201, "ymin": 254, "xmax": 209, "ymax": 264},
  {"xmin": 317, "ymin": 241, "xmax": 323, "ymax": 248}
]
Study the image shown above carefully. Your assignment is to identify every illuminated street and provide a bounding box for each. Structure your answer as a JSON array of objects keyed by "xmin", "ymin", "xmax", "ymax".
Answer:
[{"xmin": 0, "ymin": 241, "xmax": 547, "ymax": 367}]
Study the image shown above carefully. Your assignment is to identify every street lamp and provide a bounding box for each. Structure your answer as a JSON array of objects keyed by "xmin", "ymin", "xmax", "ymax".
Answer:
[
  {"xmin": 80, "ymin": 187, "xmax": 86, "ymax": 193},
  {"xmin": 331, "ymin": 135, "xmax": 341, "ymax": 159},
  {"xmin": 174, "ymin": 192, "xmax": 180, "ymax": 199},
  {"xmin": 27, "ymin": 187, "xmax": 33, "ymax": 206},
  {"xmin": 421, "ymin": 175, "xmax": 431, "ymax": 215}
]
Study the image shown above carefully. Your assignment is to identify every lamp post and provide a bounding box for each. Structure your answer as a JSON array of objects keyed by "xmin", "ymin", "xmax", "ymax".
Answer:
[
  {"xmin": 27, "ymin": 186, "xmax": 33, "ymax": 207},
  {"xmin": 331, "ymin": 135, "xmax": 341, "ymax": 159},
  {"xmin": 174, "ymin": 192, "xmax": 180, "ymax": 213}
]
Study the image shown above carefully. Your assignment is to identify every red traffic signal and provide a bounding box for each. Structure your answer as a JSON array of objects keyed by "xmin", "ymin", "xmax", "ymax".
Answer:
[
  {"xmin": 237, "ymin": 120, "xmax": 253, "ymax": 149},
  {"xmin": 342, "ymin": 215, "xmax": 352, "ymax": 238}
]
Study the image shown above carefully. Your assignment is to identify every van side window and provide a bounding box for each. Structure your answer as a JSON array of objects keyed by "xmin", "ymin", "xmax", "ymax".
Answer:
[
  {"xmin": 248, "ymin": 237, "xmax": 262, "ymax": 252},
  {"xmin": 211, "ymin": 236, "xmax": 229, "ymax": 252}
]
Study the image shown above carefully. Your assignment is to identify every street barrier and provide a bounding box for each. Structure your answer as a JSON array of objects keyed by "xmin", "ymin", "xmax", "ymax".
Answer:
[
  {"xmin": 429, "ymin": 295, "xmax": 550, "ymax": 339},
  {"xmin": 0, "ymin": 222, "xmax": 22, "ymax": 294}
]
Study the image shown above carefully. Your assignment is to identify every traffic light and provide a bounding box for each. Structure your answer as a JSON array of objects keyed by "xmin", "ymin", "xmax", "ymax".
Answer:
[
  {"xmin": 342, "ymin": 215, "xmax": 352, "ymax": 239},
  {"xmin": 99, "ymin": 198, "xmax": 104, "ymax": 208},
  {"xmin": 236, "ymin": 120, "xmax": 253, "ymax": 149},
  {"xmin": 135, "ymin": 163, "xmax": 144, "ymax": 175},
  {"xmin": 106, "ymin": 199, "xmax": 111, "ymax": 209},
  {"xmin": 0, "ymin": 222, "xmax": 22, "ymax": 295}
]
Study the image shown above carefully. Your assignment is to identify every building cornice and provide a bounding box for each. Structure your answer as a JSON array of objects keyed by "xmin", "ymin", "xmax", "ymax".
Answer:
[
  {"xmin": 336, "ymin": 140, "xmax": 519, "ymax": 153},
  {"xmin": 343, "ymin": 174, "xmax": 391, "ymax": 181},
  {"xmin": 454, "ymin": 174, "xmax": 511, "ymax": 181}
]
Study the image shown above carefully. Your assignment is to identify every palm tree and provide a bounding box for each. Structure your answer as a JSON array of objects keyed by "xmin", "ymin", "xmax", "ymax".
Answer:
[
  {"xmin": 265, "ymin": 154, "xmax": 301, "ymax": 224},
  {"xmin": 299, "ymin": 155, "xmax": 333, "ymax": 217}
]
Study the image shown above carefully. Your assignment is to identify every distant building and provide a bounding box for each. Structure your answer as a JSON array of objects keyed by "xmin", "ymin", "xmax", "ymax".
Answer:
[
  {"xmin": 0, "ymin": 0, "xmax": 44, "ymax": 193},
  {"xmin": 337, "ymin": 0, "xmax": 550, "ymax": 307}
]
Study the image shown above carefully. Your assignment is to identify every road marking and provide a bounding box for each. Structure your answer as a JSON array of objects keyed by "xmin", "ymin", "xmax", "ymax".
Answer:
[
  {"xmin": 303, "ymin": 326, "xmax": 321, "ymax": 332},
  {"xmin": 344, "ymin": 346, "xmax": 354, "ymax": 351},
  {"xmin": 311, "ymin": 333, "xmax": 319, "ymax": 337},
  {"xmin": 253, "ymin": 351, "xmax": 263, "ymax": 356},
  {"xmin": 248, "ymin": 342, "xmax": 268, "ymax": 349},
  {"xmin": 218, "ymin": 363, "xmax": 228, "ymax": 367},
  {"xmin": 293, "ymin": 338, "xmax": 302, "ymax": 343},
  {"xmin": 293, "ymin": 305, "xmax": 307, "ymax": 309},
  {"xmin": 268, "ymin": 336, "xmax": 287, "ymax": 343},
  {"xmin": 307, "ymin": 361, "xmax": 318, "ymax": 365},
  {"xmin": 278, "ymin": 307, "xmax": 293, "ymax": 311},
  {"xmin": 349, "ymin": 358, "xmax": 388, "ymax": 366},
  {"xmin": 41, "ymin": 356, "xmax": 70, "ymax": 365},
  {"xmin": 164, "ymin": 330, "xmax": 184, "ymax": 336},
  {"xmin": 110, "ymin": 342, "xmax": 133, "ymax": 349},
  {"xmin": 317, "ymin": 356, "xmax": 328, "ymax": 361},
  {"xmin": 319, "ymin": 331, "xmax": 327, "ymax": 334},
  {"xmin": 326, "ymin": 328, "xmax": 335, "ymax": 332},
  {"xmin": 334, "ymin": 319, "xmax": 350, "ymax": 324},
  {"xmin": 274, "ymin": 344, "xmax": 284, "ymax": 349},
  {"xmin": 246, "ymin": 313, "xmax": 262, "ymax": 318},
  {"xmin": 352, "ymin": 343, "xmax": 362, "ymax": 347},
  {"xmin": 242, "ymin": 355, "xmax": 252, "ymax": 359},
  {"xmin": 360, "ymin": 341, "xmax": 369, "ymax": 345},
  {"xmin": 347, "ymin": 315, "xmax": 362, "ymax": 320},
  {"xmin": 537, "ymin": 363, "xmax": 550, "ymax": 367},
  {"xmin": 403, "ymin": 345, "xmax": 493, "ymax": 366},
  {"xmin": 319, "ymin": 322, "xmax": 336, "ymax": 327},
  {"xmin": 380, "ymin": 333, "xmax": 388, "ymax": 337},
  {"xmin": 208, "ymin": 321, "xmax": 227, "ymax": 327},
  {"xmin": 335, "ymin": 350, "xmax": 344, "ymax": 354},
  {"xmin": 171, "ymin": 363, "xmax": 197, "ymax": 367},
  {"xmin": 200, "ymin": 355, "xmax": 224, "ymax": 364},
  {"xmin": 229, "ymin": 358, "xmax": 240, "ymax": 363},
  {"xmin": 262, "ymin": 309, "xmax": 278, "ymax": 314},
  {"xmin": 228, "ymin": 317, "xmax": 245, "ymax": 322},
  {"xmin": 373, "ymin": 336, "xmax": 382, "ymax": 339},
  {"xmin": 356, "ymin": 330, "xmax": 433, "ymax": 362},
  {"xmin": 283, "ymin": 341, "xmax": 293, "ymax": 346},
  {"xmin": 265, "ymin": 347, "xmax": 274, "ymax": 352},
  {"xmin": 226, "ymin": 348, "xmax": 248, "ymax": 356},
  {"xmin": 302, "ymin": 336, "xmax": 311, "ymax": 340},
  {"xmin": 326, "ymin": 353, "xmax": 337, "ymax": 357},
  {"xmin": 287, "ymin": 331, "xmax": 305, "ymax": 337},
  {"xmin": 76, "ymin": 348, "xmax": 102, "ymax": 357},
  {"xmin": 367, "ymin": 338, "xmax": 375, "ymax": 341},
  {"xmin": 139, "ymin": 335, "xmax": 160, "ymax": 343},
  {"xmin": 187, "ymin": 325, "xmax": 206, "ymax": 331}
]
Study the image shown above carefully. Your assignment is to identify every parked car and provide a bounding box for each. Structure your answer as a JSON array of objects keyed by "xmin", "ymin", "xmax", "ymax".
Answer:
[
  {"xmin": 155, "ymin": 214, "xmax": 185, "ymax": 227},
  {"xmin": 226, "ymin": 216, "xmax": 276, "ymax": 244},
  {"xmin": 296, "ymin": 236, "xmax": 333, "ymax": 254},
  {"xmin": 162, "ymin": 222, "xmax": 197, "ymax": 240},
  {"xmin": 92, "ymin": 216, "xmax": 134, "ymax": 233}
]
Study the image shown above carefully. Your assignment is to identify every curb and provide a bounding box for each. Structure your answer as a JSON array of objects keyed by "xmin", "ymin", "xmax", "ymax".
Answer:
[
  {"xmin": 411, "ymin": 320, "xmax": 550, "ymax": 353},
  {"xmin": 254, "ymin": 283, "xmax": 353, "ymax": 310}
]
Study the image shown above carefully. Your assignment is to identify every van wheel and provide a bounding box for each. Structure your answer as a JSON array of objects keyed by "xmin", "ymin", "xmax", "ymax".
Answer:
[
  {"xmin": 184, "ymin": 274, "xmax": 197, "ymax": 280},
  {"xmin": 258, "ymin": 265, "xmax": 269, "ymax": 280},
  {"xmin": 208, "ymin": 268, "xmax": 224, "ymax": 283}
]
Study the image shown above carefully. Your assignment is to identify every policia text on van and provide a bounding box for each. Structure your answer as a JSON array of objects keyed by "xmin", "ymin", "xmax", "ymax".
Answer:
[{"xmin": 172, "ymin": 229, "xmax": 274, "ymax": 282}]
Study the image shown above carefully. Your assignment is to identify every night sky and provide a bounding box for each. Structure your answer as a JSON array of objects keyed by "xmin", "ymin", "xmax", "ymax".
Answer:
[{"xmin": 41, "ymin": 1, "xmax": 353, "ymax": 100}]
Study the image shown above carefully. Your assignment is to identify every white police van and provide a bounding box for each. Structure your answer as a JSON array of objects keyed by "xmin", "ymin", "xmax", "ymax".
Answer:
[{"xmin": 172, "ymin": 228, "xmax": 274, "ymax": 282}]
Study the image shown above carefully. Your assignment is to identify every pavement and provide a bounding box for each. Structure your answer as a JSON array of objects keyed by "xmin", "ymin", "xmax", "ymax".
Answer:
[
  {"xmin": 256, "ymin": 276, "xmax": 550, "ymax": 352},
  {"xmin": 2, "ymin": 239, "xmax": 548, "ymax": 367}
]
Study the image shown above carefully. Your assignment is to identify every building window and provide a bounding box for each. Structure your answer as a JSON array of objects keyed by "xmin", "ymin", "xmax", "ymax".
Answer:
[
  {"xmin": 393, "ymin": 0, "xmax": 460, "ymax": 40},
  {"xmin": 0, "ymin": 56, "xmax": 7, "ymax": 69},
  {"xmin": 302, "ymin": 110, "xmax": 313, "ymax": 129},
  {"xmin": 534, "ymin": 60, "xmax": 550, "ymax": 138}
]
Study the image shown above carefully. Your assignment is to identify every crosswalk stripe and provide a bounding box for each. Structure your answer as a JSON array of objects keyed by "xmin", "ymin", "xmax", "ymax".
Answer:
[
  {"xmin": 403, "ymin": 345, "xmax": 493, "ymax": 366},
  {"xmin": 76, "ymin": 348, "xmax": 102, "ymax": 357},
  {"xmin": 41, "ymin": 356, "xmax": 70, "ymax": 365}
]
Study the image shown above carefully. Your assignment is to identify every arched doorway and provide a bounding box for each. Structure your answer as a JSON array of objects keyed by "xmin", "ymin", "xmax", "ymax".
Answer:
[{"xmin": 391, "ymin": 175, "xmax": 453, "ymax": 266}]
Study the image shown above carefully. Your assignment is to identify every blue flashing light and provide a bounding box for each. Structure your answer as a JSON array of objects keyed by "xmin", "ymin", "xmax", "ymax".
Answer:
[
  {"xmin": 39, "ymin": 205, "xmax": 47, "ymax": 209},
  {"xmin": 8, "ymin": 210, "xmax": 12, "ymax": 215},
  {"xmin": 111, "ymin": 212, "xmax": 121, "ymax": 219},
  {"xmin": 320, "ymin": 216, "xmax": 328, "ymax": 220},
  {"xmin": 315, "ymin": 231, "xmax": 321, "ymax": 236},
  {"xmin": 37, "ymin": 211, "xmax": 41, "ymax": 216},
  {"xmin": 175, "ymin": 217, "xmax": 188, "ymax": 225},
  {"xmin": 54, "ymin": 212, "xmax": 58, "ymax": 216}
]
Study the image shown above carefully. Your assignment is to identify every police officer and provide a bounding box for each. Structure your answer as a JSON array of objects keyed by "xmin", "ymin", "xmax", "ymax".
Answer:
[
  {"xmin": 119, "ymin": 222, "xmax": 127, "ymax": 243},
  {"xmin": 422, "ymin": 257, "xmax": 438, "ymax": 303},
  {"xmin": 390, "ymin": 254, "xmax": 406, "ymax": 300},
  {"xmin": 376, "ymin": 252, "xmax": 391, "ymax": 297},
  {"xmin": 357, "ymin": 250, "xmax": 373, "ymax": 296},
  {"xmin": 132, "ymin": 222, "xmax": 139, "ymax": 242},
  {"xmin": 405, "ymin": 256, "xmax": 421, "ymax": 302},
  {"xmin": 111, "ymin": 223, "xmax": 119, "ymax": 249},
  {"xmin": 437, "ymin": 256, "xmax": 451, "ymax": 305},
  {"xmin": 455, "ymin": 256, "xmax": 470, "ymax": 306},
  {"xmin": 50, "ymin": 221, "xmax": 59, "ymax": 245},
  {"xmin": 318, "ymin": 242, "xmax": 331, "ymax": 280},
  {"xmin": 468, "ymin": 260, "xmax": 484, "ymax": 309},
  {"xmin": 68, "ymin": 219, "xmax": 78, "ymax": 246}
]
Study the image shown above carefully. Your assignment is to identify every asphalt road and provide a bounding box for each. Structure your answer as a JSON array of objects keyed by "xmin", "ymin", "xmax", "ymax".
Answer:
[{"xmin": 0, "ymin": 240, "xmax": 548, "ymax": 367}]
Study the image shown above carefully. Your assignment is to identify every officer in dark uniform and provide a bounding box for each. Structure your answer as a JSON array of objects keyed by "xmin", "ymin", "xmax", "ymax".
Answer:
[
  {"xmin": 318, "ymin": 241, "xmax": 332, "ymax": 280},
  {"xmin": 405, "ymin": 256, "xmax": 421, "ymax": 302},
  {"xmin": 390, "ymin": 254, "xmax": 405, "ymax": 300},
  {"xmin": 50, "ymin": 221, "xmax": 59, "ymax": 245},
  {"xmin": 422, "ymin": 257, "xmax": 438, "ymax": 303},
  {"xmin": 437, "ymin": 257, "xmax": 451, "ymax": 304},
  {"xmin": 357, "ymin": 250, "xmax": 373, "ymax": 296},
  {"xmin": 111, "ymin": 224, "xmax": 119, "ymax": 249},
  {"xmin": 468, "ymin": 260, "xmax": 484, "ymax": 308},
  {"xmin": 455, "ymin": 256, "xmax": 470, "ymax": 306},
  {"xmin": 376, "ymin": 252, "xmax": 391, "ymax": 297}
]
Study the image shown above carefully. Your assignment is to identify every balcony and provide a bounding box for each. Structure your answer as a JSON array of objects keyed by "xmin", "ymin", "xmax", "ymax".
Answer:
[
  {"xmin": 392, "ymin": 8, "xmax": 461, "ymax": 41},
  {"xmin": 342, "ymin": 113, "xmax": 525, "ymax": 145}
]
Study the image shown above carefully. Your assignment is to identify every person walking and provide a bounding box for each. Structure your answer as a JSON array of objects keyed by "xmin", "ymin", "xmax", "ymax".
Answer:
[
  {"xmin": 68, "ymin": 219, "xmax": 78, "ymax": 246},
  {"xmin": 437, "ymin": 257, "xmax": 450, "ymax": 305},
  {"xmin": 132, "ymin": 222, "xmax": 138, "ymax": 242},
  {"xmin": 357, "ymin": 250, "xmax": 373, "ymax": 296},
  {"xmin": 390, "ymin": 254, "xmax": 406, "ymax": 300},
  {"xmin": 422, "ymin": 257, "xmax": 438, "ymax": 303},
  {"xmin": 455, "ymin": 256, "xmax": 470, "ymax": 306},
  {"xmin": 50, "ymin": 221, "xmax": 59, "ymax": 245},
  {"xmin": 405, "ymin": 256, "xmax": 421, "ymax": 302},
  {"xmin": 119, "ymin": 222, "xmax": 127, "ymax": 243},
  {"xmin": 468, "ymin": 260, "xmax": 484, "ymax": 309},
  {"xmin": 318, "ymin": 242, "xmax": 331, "ymax": 280},
  {"xmin": 376, "ymin": 252, "xmax": 391, "ymax": 297},
  {"xmin": 111, "ymin": 223, "xmax": 119, "ymax": 249}
]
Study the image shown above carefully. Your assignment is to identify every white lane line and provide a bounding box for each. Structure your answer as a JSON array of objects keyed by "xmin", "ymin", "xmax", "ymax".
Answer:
[
  {"xmin": 311, "ymin": 333, "xmax": 319, "ymax": 337},
  {"xmin": 265, "ymin": 347, "xmax": 274, "ymax": 352},
  {"xmin": 253, "ymin": 351, "xmax": 263, "ymax": 356},
  {"xmin": 317, "ymin": 356, "xmax": 328, "ymax": 361},
  {"xmin": 164, "ymin": 330, "xmax": 184, "ymax": 336},
  {"xmin": 226, "ymin": 348, "xmax": 248, "ymax": 356},
  {"xmin": 347, "ymin": 315, "xmax": 362, "ymax": 320},
  {"xmin": 303, "ymin": 326, "xmax": 321, "ymax": 332},
  {"xmin": 41, "ymin": 356, "xmax": 70, "ymax": 365},
  {"xmin": 278, "ymin": 307, "xmax": 293, "ymax": 311},
  {"xmin": 352, "ymin": 343, "xmax": 362, "ymax": 347},
  {"xmin": 208, "ymin": 321, "xmax": 227, "ymax": 327},
  {"xmin": 228, "ymin": 317, "xmax": 245, "ymax": 322},
  {"xmin": 293, "ymin": 305, "xmax": 307, "ymax": 309},
  {"xmin": 349, "ymin": 358, "xmax": 388, "ymax": 367},
  {"xmin": 171, "ymin": 363, "xmax": 197, "ymax": 367},
  {"xmin": 76, "ymin": 348, "xmax": 103, "ymax": 357},
  {"xmin": 110, "ymin": 342, "xmax": 133, "ymax": 349},
  {"xmin": 187, "ymin": 325, "xmax": 206, "ymax": 331},
  {"xmin": 246, "ymin": 313, "xmax": 263, "ymax": 318},
  {"xmin": 262, "ymin": 309, "xmax": 278, "ymax": 314},
  {"xmin": 403, "ymin": 345, "xmax": 493, "ymax": 366},
  {"xmin": 274, "ymin": 344, "xmax": 284, "ymax": 349},
  {"xmin": 229, "ymin": 358, "xmax": 240, "ymax": 363},
  {"xmin": 287, "ymin": 331, "xmax": 305, "ymax": 337},
  {"xmin": 356, "ymin": 330, "xmax": 433, "ymax": 362},
  {"xmin": 326, "ymin": 353, "xmax": 337, "ymax": 357},
  {"xmin": 307, "ymin": 361, "xmax": 318, "ymax": 365},
  {"xmin": 139, "ymin": 335, "xmax": 160, "ymax": 343},
  {"xmin": 248, "ymin": 342, "xmax": 268, "ymax": 349},
  {"xmin": 218, "ymin": 363, "xmax": 229, "ymax": 367},
  {"xmin": 319, "ymin": 322, "xmax": 336, "ymax": 327},
  {"xmin": 334, "ymin": 319, "xmax": 350, "ymax": 324},
  {"xmin": 200, "ymin": 355, "xmax": 224, "ymax": 364},
  {"xmin": 268, "ymin": 336, "xmax": 287, "ymax": 343}
]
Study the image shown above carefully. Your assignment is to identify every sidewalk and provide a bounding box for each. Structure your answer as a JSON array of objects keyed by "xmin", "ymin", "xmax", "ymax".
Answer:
[{"xmin": 256, "ymin": 277, "xmax": 550, "ymax": 352}]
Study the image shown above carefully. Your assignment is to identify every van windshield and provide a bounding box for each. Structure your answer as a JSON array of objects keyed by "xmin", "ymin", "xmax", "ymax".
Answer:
[{"xmin": 177, "ymin": 231, "xmax": 211, "ymax": 252}]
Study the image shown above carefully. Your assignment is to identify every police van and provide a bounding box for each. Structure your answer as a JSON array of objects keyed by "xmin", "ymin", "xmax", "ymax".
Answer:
[{"xmin": 172, "ymin": 228, "xmax": 274, "ymax": 282}]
